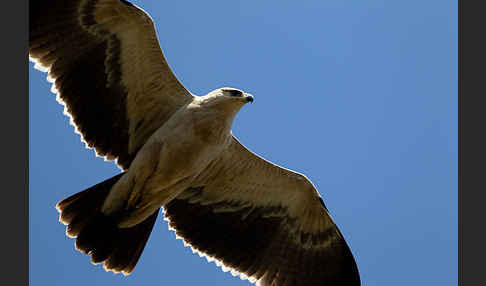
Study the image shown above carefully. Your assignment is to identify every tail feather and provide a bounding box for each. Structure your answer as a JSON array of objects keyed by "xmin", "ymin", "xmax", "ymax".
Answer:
[
  {"xmin": 104, "ymin": 211, "xmax": 159, "ymax": 274},
  {"xmin": 56, "ymin": 173, "xmax": 159, "ymax": 275}
]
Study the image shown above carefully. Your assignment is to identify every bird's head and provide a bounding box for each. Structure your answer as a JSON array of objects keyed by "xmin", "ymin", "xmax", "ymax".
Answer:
[
  {"xmin": 200, "ymin": 87, "xmax": 254, "ymax": 115},
  {"xmin": 206, "ymin": 87, "xmax": 254, "ymax": 104}
]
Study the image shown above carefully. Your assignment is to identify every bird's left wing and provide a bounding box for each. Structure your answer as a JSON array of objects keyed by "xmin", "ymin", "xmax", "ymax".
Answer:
[
  {"xmin": 29, "ymin": 0, "xmax": 194, "ymax": 170},
  {"xmin": 164, "ymin": 136, "xmax": 360, "ymax": 286}
]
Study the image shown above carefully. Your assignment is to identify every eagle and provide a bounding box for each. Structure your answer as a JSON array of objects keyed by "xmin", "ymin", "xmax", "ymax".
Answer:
[{"xmin": 29, "ymin": 0, "xmax": 360, "ymax": 285}]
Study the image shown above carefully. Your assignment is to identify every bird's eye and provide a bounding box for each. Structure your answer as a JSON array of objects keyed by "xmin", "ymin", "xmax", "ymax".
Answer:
[{"xmin": 223, "ymin": 89, "xmax": 243, "ymax": 97}]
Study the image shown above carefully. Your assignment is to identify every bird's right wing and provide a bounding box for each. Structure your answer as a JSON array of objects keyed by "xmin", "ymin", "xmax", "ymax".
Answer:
[
  {"xmin": 30, "ymin": 0, "xmax": 194, "ymax": 169},
  {"xmin": 164, "ymin": 136, "xmax": 360, "ymax": 286}
]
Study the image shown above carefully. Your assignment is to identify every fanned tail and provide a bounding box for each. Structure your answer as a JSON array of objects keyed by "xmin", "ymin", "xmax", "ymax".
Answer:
[{"xmin": 56, "ymin": 173, "xmax": 159, "ymax": 275}]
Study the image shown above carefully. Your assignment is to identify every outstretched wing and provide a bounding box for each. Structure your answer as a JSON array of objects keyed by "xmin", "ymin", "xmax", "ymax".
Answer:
[
  {"xmin": 164, "ymin": 137, "xmax": 360, "ymax": 286},
  {"xmin": 29, "ymin": 0, "xmax": 193, "ymax": 169}
]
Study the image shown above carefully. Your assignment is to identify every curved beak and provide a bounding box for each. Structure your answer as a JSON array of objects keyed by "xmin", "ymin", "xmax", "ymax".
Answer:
[{"xmin": 243, "ymin": 93, "xmax": 254, "ymax": 103}]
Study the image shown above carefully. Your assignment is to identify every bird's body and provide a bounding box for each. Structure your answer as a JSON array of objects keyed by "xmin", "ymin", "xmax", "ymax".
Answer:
[
  {"xmin": 30, "ymin": 0, "xmax": 360, "ymax": 285},
  {"xmin": 104, "ymin": 91, "xmax": 250, "ymax": 228}
]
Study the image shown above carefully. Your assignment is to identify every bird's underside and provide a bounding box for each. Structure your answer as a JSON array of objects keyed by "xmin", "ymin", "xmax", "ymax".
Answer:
[{"xmin": 30, "ymin": 0, "xmax": 360, "ymax": 285}]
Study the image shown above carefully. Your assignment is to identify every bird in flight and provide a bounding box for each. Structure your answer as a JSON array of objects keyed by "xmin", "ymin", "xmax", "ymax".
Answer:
[{"xmin": 29, "ymin": 0, "xmax": 360, "ymax": 285}]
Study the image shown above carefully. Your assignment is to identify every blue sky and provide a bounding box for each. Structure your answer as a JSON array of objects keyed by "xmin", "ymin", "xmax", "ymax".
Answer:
[{"xmin": 29, "ymin": 0, "xmax": 457, "ymax": 285}]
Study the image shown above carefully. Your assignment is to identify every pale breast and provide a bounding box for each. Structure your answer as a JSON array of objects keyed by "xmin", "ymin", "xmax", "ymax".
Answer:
[{"xmin": 141, "ymin": 103, "xmax": 233, "ymax": 189}]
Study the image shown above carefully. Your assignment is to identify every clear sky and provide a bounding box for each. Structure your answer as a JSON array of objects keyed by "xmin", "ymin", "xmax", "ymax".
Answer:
[{"xmin": 29, "ymin": 0, "xmax": 457, "ymax": 285}]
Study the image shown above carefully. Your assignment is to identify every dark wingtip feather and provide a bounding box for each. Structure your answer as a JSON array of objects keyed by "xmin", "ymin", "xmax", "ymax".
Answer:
[{"xmin": 29, "ymin": 0, "xmax": 133, "ymax": 170}]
